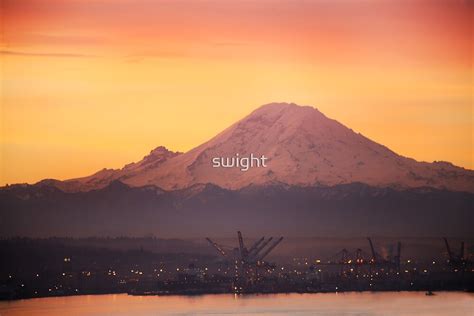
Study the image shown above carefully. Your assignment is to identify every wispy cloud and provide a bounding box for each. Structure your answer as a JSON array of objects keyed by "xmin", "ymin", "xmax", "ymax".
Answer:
[
  {"xmin": 211, "ymin": 41, "xmax": 252, "ymax": 47},
  {"xmin": 0, "ymin": 50, "xmax": 99, "ymax": 58},
  {"xmin": 123, "ymin": 50, "xmax": 189, "ymax": 63}
]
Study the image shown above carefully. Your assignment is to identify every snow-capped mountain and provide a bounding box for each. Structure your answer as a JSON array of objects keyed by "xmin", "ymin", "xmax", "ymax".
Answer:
[{"xmin": 49, "ymin": 102, "xmax": 473, "ymax": 193}]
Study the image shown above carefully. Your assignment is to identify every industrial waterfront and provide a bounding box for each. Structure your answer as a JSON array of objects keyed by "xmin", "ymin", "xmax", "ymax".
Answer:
[{"xmin": 0, "ymin": 234, "xmax": 472, "ymax": 300}]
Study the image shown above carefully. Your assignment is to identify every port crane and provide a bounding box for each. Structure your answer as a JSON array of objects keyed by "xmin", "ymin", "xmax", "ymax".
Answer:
[
  {"xmin": 367, "ymin": 237, "xmax": 402, "ymax": 269},
  {"xmin": 206, "ymin": 231, "xmax": 283, "ymax": 292},
  {"xmin": 206, "ymin": 231, "xmax": 283, "ymax": 264},
  {"xmin": 443, "ymin": 237, "xmax": 472, "ymax": 270},
  {"xmin": 316, "ymin": 238, "xmax": 402, "ymax": 271}
]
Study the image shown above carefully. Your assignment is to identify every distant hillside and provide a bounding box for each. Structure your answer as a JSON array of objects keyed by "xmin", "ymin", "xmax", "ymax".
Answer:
[{"xmin": 1, "ymin": 181, "xmax": 472, "ymax": 237}]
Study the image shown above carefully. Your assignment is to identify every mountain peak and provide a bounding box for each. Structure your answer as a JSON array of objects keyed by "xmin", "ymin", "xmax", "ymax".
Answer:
[
  {"xmin": 139, "ymin": 146, "xmax": 181, "ymax": 166},
  {"xmin": 241, "ymin": 103, "xmax": 332, "ymax": 137},
  {"xmin": 250, "ymin": 102, "xmax": 324, "ymax": 119},
  {"xmin": 254, "ymin": 102, "xmax": 299, "ymax": 112},
  {"xmin": 39, "ymin": 102, "xmax": 474, "ymax": 193},
  {"xmin": 149, "ymin": 146, "xmax": 174, "ymax": 155},
  {"xmin": 254, "ymin": 102, "xmax": 314, "ymax": 111}
]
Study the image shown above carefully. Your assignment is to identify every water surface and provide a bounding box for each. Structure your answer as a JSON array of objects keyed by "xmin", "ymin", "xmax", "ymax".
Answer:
[{"xmin": 0, "ymin": 292, "xmax": 473, "ymax": 316}]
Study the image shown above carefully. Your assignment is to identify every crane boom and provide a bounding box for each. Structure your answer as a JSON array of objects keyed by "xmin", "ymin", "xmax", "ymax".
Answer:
[
  {"xmin": 248, "ymin": 237, "xmax": 265, "ymax": 254},
  {"xmin": 249, "ymin": 237, "xmax": 273, "ymax": 259},
  {"xmin": 367, "ymin": 237, "xmax": 377, "ymax": 263},
  {"xmin": 258, "ymin": 237, "xmax": 283, "ymax": 261},
  {"xmin": 395, "ymin": 241, "xmax": 402, "ymax": 266},
  {"xmin": 341, "ymin": 249, "xmax": 349, "ymax": 264},
  {"xmin": 355, "ymin": 248, "xmax": 363, "ymax": 264},
  {"xmin": 237, "ymin": 231, "xmax": 246, "ymax": 258},
  {"xmin": 206, "ymin": 237, "xmax": 226, "ymax": 257},
  {"xmin": 443, "ymin": 237, "xmax": 453, "ymax": 261}
]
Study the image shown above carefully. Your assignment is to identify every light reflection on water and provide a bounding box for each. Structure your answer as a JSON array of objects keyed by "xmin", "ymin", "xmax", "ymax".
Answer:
[{"xmin": 0, "ymin": 292, "xmax": 473, "ymax": 316}]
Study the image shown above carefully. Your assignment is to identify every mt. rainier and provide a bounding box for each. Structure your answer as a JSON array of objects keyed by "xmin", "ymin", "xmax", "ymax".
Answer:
[{"xmin": 46, "ymin": 102, "xmax": 473, "ymax": 193}]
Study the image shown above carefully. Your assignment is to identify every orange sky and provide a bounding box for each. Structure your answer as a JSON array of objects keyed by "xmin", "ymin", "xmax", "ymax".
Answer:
[{"xmin": 1, "ymin": 0, "xmax": 473, "ymax": 185}]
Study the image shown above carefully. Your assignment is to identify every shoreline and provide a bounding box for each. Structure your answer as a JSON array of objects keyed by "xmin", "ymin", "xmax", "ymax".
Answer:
[{"xmin": 2, "ymin": 288, "xmax": 473, "ymax": 302}]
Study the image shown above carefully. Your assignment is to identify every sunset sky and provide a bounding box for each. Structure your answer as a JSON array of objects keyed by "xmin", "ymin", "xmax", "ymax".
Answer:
[{"xmin": 1, "ymin": 0, "xmax": 473, "ymax": 185}]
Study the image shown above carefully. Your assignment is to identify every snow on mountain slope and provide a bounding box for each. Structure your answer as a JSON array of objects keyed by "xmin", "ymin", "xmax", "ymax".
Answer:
[{"xmin": 49, "ymin": 103, "xmax": 474, "ymax": 192}]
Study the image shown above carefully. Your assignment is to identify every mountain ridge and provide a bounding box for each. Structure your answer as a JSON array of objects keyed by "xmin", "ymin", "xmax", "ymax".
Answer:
[
  {"xmin": 6, "ymin": 102, "xmax": 474, "ymax": 193},
  {"xmin": 1, "ymin": 180, "xmax": 472, "ymax": 237}
]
